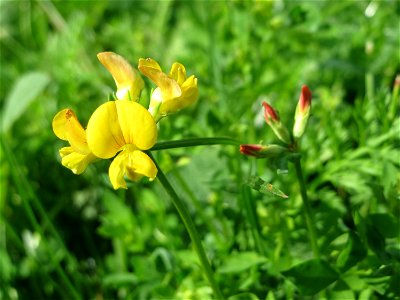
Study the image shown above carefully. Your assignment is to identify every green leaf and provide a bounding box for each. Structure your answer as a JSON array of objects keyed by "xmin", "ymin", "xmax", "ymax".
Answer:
[
  {"xmin": 130, "ymin": 255, "xmax": 161, "ymax": 281},
  {"xmin": 228, "ymin": 292, "xmax": 260, "ymax": 300},
  {"xmin": 246, "ymin": 176, "xmax": 288, "ymax": 198},
  {"xmin": 336, "ymin": 232, "xmax": 367, "ymax": 272},
  {"xmin": 282, "ymin": 259, "xmax": 339, "ymax": 295},
  {"xmin": 151, "ymin": 247, "xmax": 173, "ymax": 272},
  {"xmin": 97, "ymin": 191, "xmax": 135, "ymax": 238},
  {"xmin": 368, "ymin": 213, "xmax": 399, "ymax": 238},
  {"xmin": 102, "ymin": 272, "xmax": 137, "ymax": 287},
  {"xmin": 365, "ymin": 221, "xmax": 386, "ymax": 257},
  {"xmin": 218, "ymin": 251, "xmax": 267, "ymax": 274},
  {"xmin": 330, "ymin": 279, "xmax": 355, "ymax": 300},
  {"xmin": 0, "ymin": 248, "xmax": 15, "ymax": 282},
  {"xmin": 1, "ymin": 72, "xmax": 50, "ymax": 132},
  {"xmin": 387, "ymin": 273, "xmax": 400, "ymax": 298}
]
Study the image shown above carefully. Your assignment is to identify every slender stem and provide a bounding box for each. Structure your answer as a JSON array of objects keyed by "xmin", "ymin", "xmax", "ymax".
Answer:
[
  {"xmin": 151, "ymin": 137, "xmax": 240, "ymax": 151},
  {"xmin": 241, "ymin": 185, "xmax": 266, "ymax": 256},
  {"xmin": 148, "ymin": 152, "xmax": 224, "ymax": 300},
  {"xmin": 172, "ymin": 168, "xmax": 222, "ymax": 243},
  {"xmin": 293, "ymin": 157, "xmax": 320, "ymax": 258}
]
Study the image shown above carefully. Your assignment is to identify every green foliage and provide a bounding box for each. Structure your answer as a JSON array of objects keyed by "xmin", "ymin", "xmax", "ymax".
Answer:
[
  {"xmin": 336, "ymin": 232, "xmax": 367, "ymax": 273},
  {"xmin": 1, "ymin": 0, "xmax": 399, "ymax": 299},
  {"xmin": 282, "ymin": 259, "xmax": 340, "ymax": 295},
  {"xmin": 246, "ymin": 176, "xmax": 288, "ymax": 199},
  {"xmin": 218, "ymin": 252, "xmax": 267, "ymax": 274},
  {"xmin": 1, "ymin": 72, "xmax": 50, "ymax": 132}
]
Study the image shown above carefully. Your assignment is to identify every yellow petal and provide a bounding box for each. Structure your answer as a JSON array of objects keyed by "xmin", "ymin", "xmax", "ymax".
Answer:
[
  {"xmin": 159, "ymin": 76, "xmax": 199, "ymax": 115},
  {"xmin": 138, "ymin": 58, "xmax": 181, "ymax": 100},
  {"xmin": 97, "ymin": 52, "xmax": 144, "ymax": 101},
  {"xmin": 86, "ymin": 101, "xmax": 157, "ymax": 159},
  {"xmin": 109, "ymin": 150, "xmax": 127, "ymax": 189},
  {"xmin": 180, "ymin": 75, "xmax": 198, "ymax": 101},
  {"xmin": 182, "ymin": 75, "xmax": 198, "ymax": 90},
  {"xmin": 115, "ymin": 100, "xmax": 157, "ymax": 149},
  {"xmin": 65, "ymin": 114, "xmax": 90, "ymax": 155},
  {"xmin": 59, "ymin": 147, "xmax": 96, "ymax": 174},
  {"xmin": 109, "ymin": 148, "xmax": 157, "ymax": 189},
  {"xmin": 125, "ymin": 150, "xmax": 157, "ymax": 181},
  {"xmin": 52, "ymin": 109, "xmax": 73, "ymax": 141},
  {"xmin": 138, "ymin": 57, "xmax": 162, "ymax": 72},
  {"xmin": 53, "ymin": 109, "xmax": 90, "ymax": 154},
  {"xmin": 86, "ymin": 101, "xmax": 126, "ymax": 158},
  {"xmin": 169, "ymin": 62, "xmax": 187, "ymax": 85}
]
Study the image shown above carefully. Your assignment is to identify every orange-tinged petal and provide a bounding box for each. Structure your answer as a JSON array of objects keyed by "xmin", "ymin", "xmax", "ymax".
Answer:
[
  {"xmin": 138, "ymin": 58, "xmax": 181, "ymax": 100},
  {"xmin": 59, "ymin": 147, "xmax": 96, "ymax": 174},
  {"xmin": 86, "ymin": 101, "xmax": 126, "ymax": 159},
  {"xmin": 52, "ymin": 109, "xmax": 73, "ymax": 141},
  {"xmin": 109, "ymin": 148, "xmax": 157, "ymax": 189},
  {"xmin": 97, "ymin": 52, "xmax": 144, "ymax": 100},
  {"xmin": 169, "ymin": 62, "xmax": 186, "ymax": 85},
  {"xmin": 53, "ymin": 109, "xmax": 90, "ymax": 154},
  {"xmin": 115, "ymin": 100, "xmax": 157, "ymax": 149},
  {"xmin": 65, "ymin": 114, "xmax": 90, "ymax": 155},
  {"xmin": 138, "ymin": 57, "xmax": 162, "ymax": 72}
]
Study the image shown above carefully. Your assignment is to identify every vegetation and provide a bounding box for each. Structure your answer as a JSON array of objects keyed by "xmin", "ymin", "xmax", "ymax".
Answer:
[{"xmin": 1, "ymin": 1, "xmax": 399, "ymax": 299}]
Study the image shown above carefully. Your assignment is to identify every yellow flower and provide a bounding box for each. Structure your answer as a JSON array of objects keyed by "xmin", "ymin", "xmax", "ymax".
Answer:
[
  {"xmin": 138, "ymin": 58, "xmax": 198, "ymax": 120},
  {"xmin": 52, "ymin": 109, "xmax": 97, "ymax": 174},
  {"xmin": 97, "ymin": 52, "xmax": 144, "ymax": 101},
  {"xmin": 86, "ymin": 100, "xmax": 158, "ymax": 189}
]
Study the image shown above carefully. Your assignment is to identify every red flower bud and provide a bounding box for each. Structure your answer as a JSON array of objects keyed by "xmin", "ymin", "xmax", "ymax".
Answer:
[
  {"xmin": 240, "ymin": 144, "xmax": 289, "ymax": 158},
  {"xmin": 261, "ymin": 102, "xmax": 291, "ymax": 144},
  {"xmin": 298, "ymin": 85, "xmax": 312, "ymax": 113},
  {"xmin": 293, "ymin": 85, "xmax": 312, "ymax": 139},
  {"xmin": 262, "ymin": 101, "xmax": 280, "ymax": 124},
  {"xmin": 394, "ymin": 74, "xmax": 400, "ymax": 89},
  {"xmin": 240, "ymin": 144, "xmax": 263, "ymax": 157}
]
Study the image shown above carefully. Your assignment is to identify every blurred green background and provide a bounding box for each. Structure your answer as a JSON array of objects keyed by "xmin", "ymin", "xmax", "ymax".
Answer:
[{"xmin": 1, "ymin": 1, "xmax": 399, "ymax": 299}]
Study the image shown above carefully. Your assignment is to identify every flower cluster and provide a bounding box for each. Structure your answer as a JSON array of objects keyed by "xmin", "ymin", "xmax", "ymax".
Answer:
[
  {"xmin": 52, "ymin": 52, "xmax": 199, "ymax": 189},
  {"xmin": 240, "ymin": 85, "xmax": 312, "ymax": 158}
]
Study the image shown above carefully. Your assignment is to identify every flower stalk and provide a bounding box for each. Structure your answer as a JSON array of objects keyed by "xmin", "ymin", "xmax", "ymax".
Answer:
[
  {"xmin": 241, "ymin": 85, "xmax": 319, "ymax": 258},
  {"xmin": 292, "ymin": 156, "xmax": 320, "ymax": 258},
  {"xmin": 148, "ymin": 152, "xmax": 224, "ymax": 300},
  {"xmin": 151, "ymin": 137, "xmax": 240, "ymax": 151}
]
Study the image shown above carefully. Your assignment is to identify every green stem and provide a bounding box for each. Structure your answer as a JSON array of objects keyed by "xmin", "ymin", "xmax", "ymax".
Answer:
[
  {"xmin": 172, "ymin": 168, "xmax": 222, "ymax": 244},
  {"xmin": 148, "ymin": 152, "xmax": 224, "ymax": 300},
  {"xmin": 293, "ymin": 157, "xmax": 320, "ymax": 258},
  {"xmin": 241, "ymin": 185, "xmax": 266, "ymax": 256},
  {"xmin": 151, "ymin": 137, "xmax": 239, "ymax": 151}
]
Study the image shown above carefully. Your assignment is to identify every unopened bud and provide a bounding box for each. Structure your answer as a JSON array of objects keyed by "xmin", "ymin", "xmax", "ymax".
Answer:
[
  {"xmin": 240, "ymin": 144, "xmax": 289, "ymax": 158},
  {"xmin": 263, "ymin": 102, "xmax": 280, "ymax": 124},
  {"xmin": 394, "ymin": 74, "xmax": 400, "ymax": 89},
  {"xmin": 262, "ymin": 102, "xmax": 291, "ymax": 144},
  {"xmin": 293, "ymin": 85, "xmax": 312, "ymax": 139}
]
